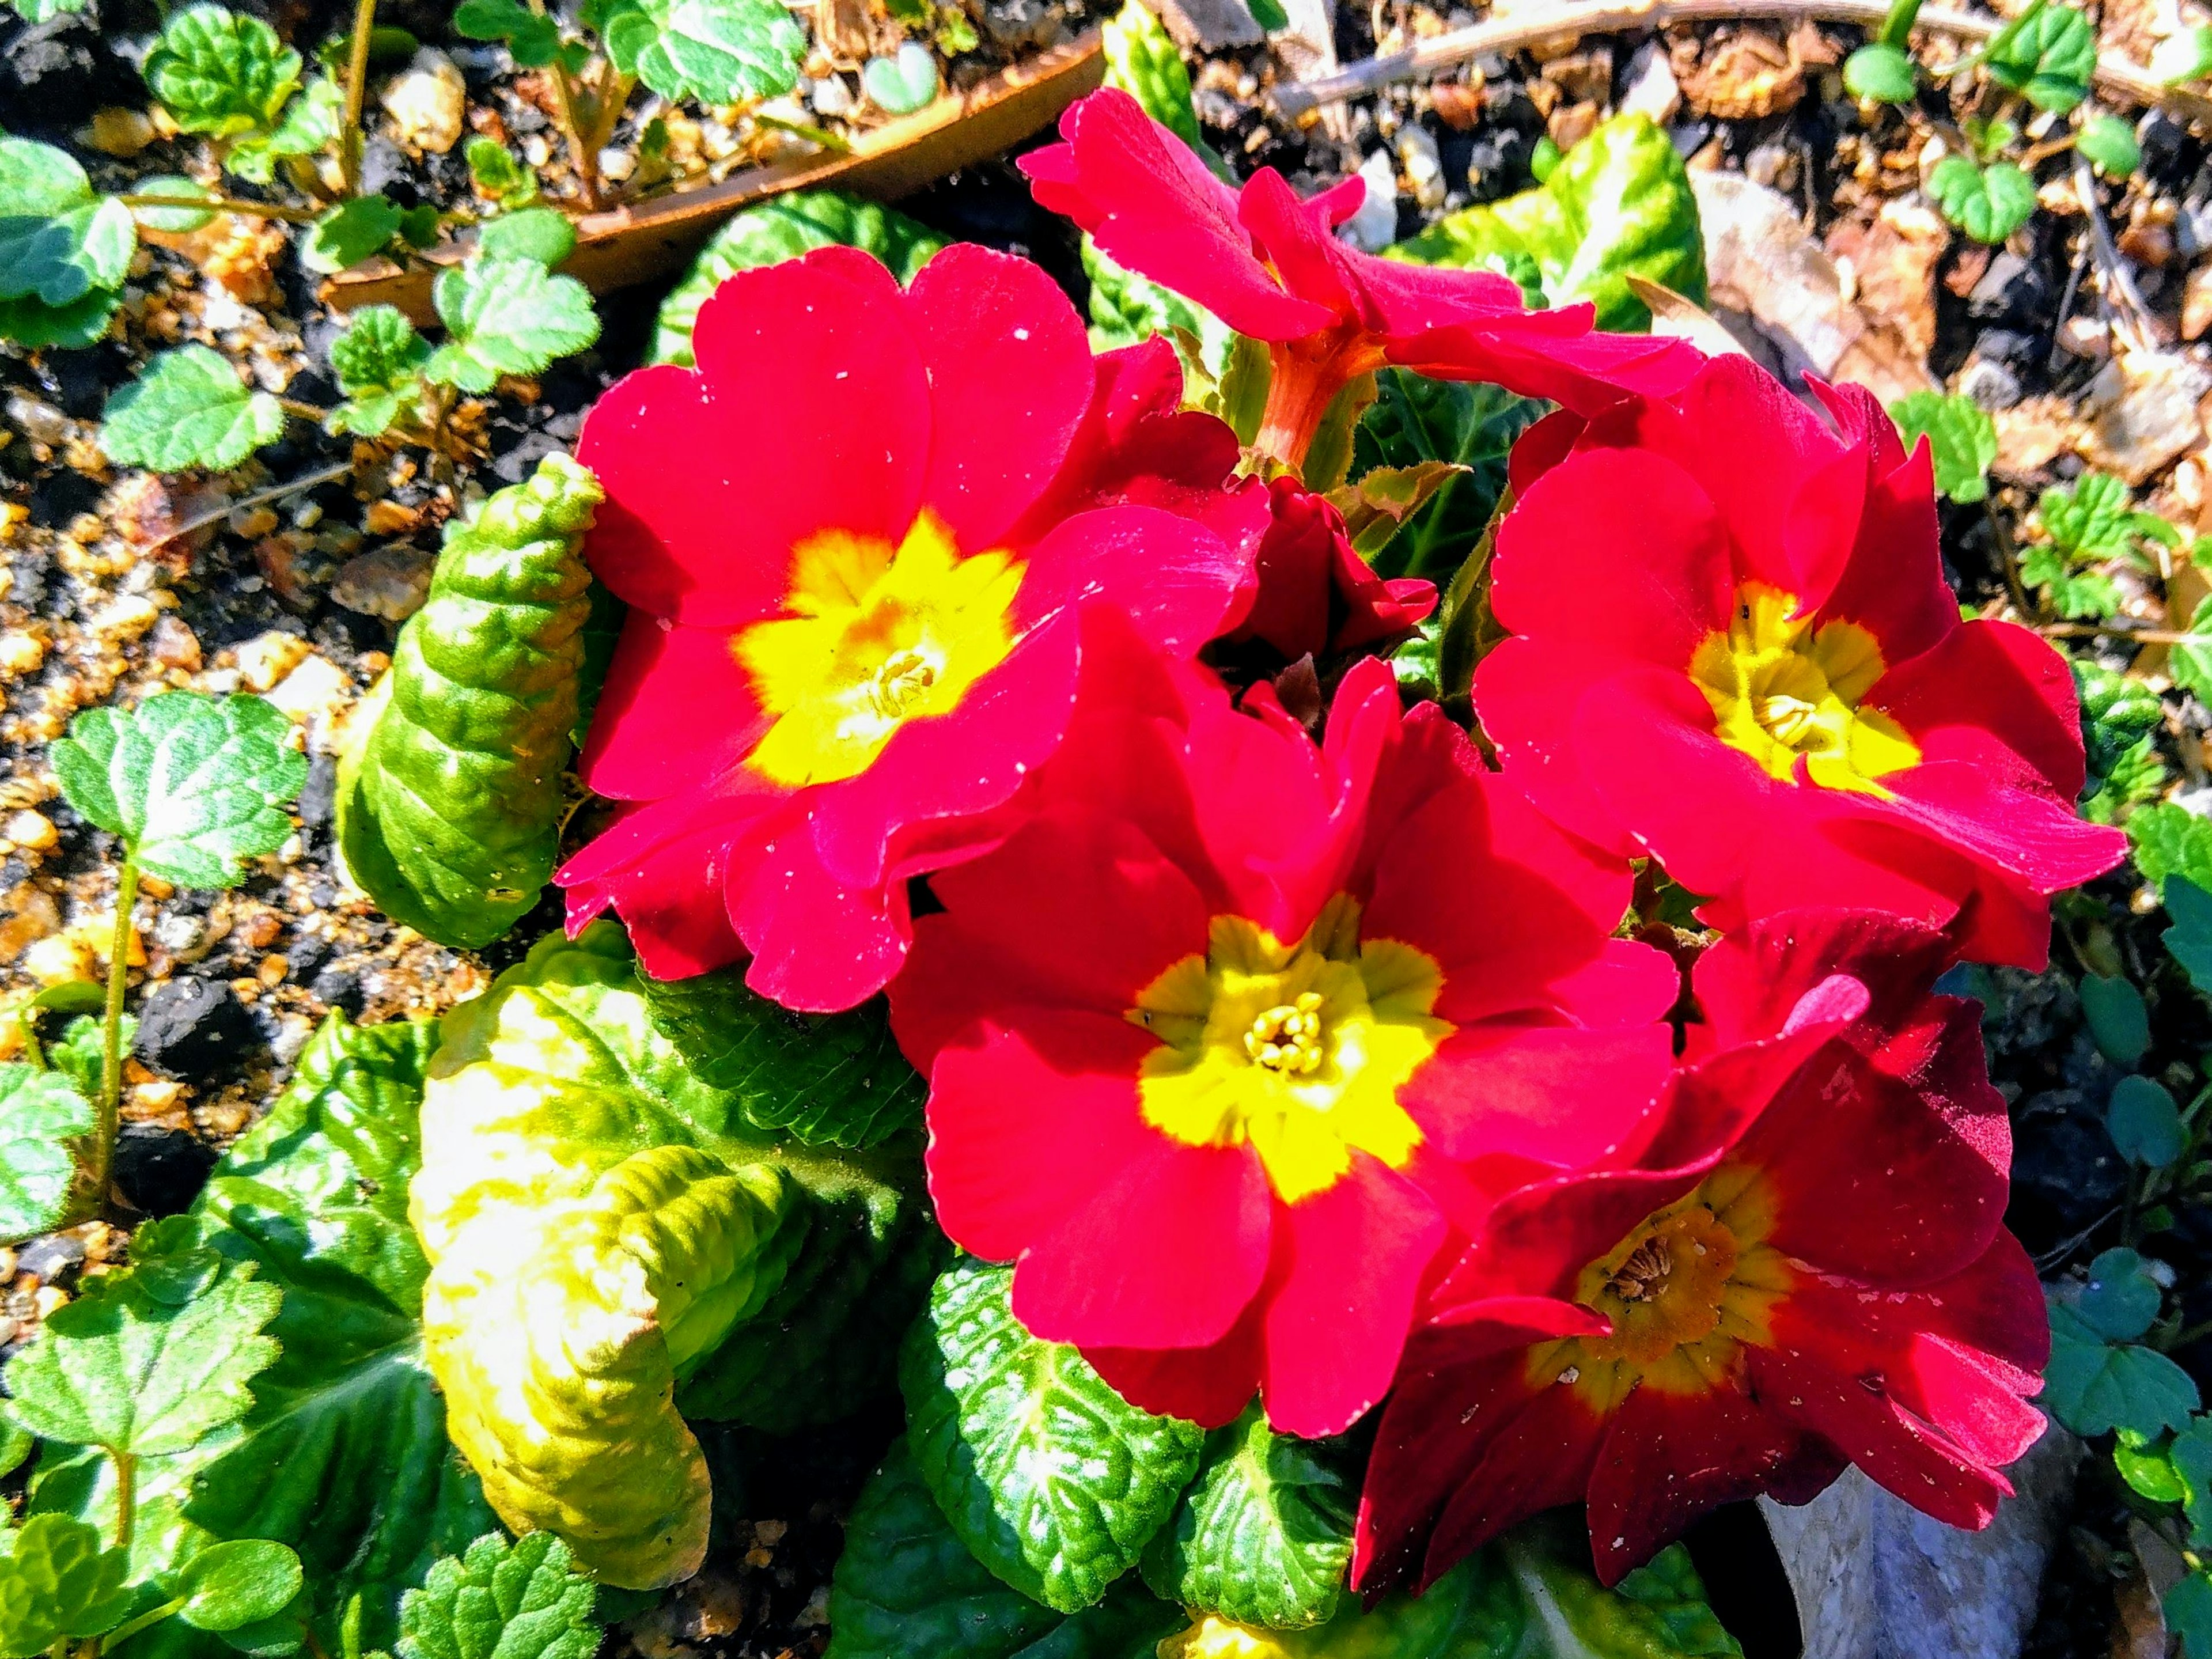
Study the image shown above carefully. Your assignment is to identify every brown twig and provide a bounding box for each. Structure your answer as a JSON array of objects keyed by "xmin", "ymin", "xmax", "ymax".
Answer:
[
  {"xmin": 339, "ymin": 0, "xmax": 379, "ymax": 195},
  {"xmin": 2039, "ymin": 620, "xmax": 2203, "ymax": 643},
  {"xmin": 1270, "ymin": 0, "xmax": 2212, "ymax": 121},
  {"xmin": 2074, "ymin": 153, "xmax": 2160, "ymax": 351}
]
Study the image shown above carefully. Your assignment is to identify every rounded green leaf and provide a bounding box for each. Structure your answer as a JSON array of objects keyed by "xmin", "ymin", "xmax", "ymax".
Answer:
[
  {"xmin": 475, "ymin": 206, "xmax": 575, "ymax": 267},
  {"xmin": 303, "ymin": 194, "xmax": 406, "ymax": 275},
  {"xmin": 649, "ymin": 190, "xmax": 946, "ymax": 367},
  {"xmin": 0, "ymin": 1063, "xmax": 93, "ymax": 1245},
  {"xmin": 2079, "ymin": 972, "xmax": 2151, "ymax": 1066},
  {"xmin": 334, "ymin": 456, "xmax": 600, "ymax": 949},
  {"xmin": 0, "ymin": 137, "xmax": 133, "ymax": 308},
  {"xmin": 2108, "ymin": 1074, "xmax": 2186, "ymax": 1166},
  {"xmin": 1982, "ymin": 0, "xmax": 2094, "ymax": 112},
  {"xmin": 902, "ymin": 1257, "xmax": 1206, "ymax": 1614},
  {"xmin": 145, "ymin": 5, "xmax": 303, "ymax": 137},
  {"xmin": 863, "ymin": 43, "xmax": 941, "ymax": 112},
  {"xmin": 0, "ymin": 282, "xmax": 120, "ymax": 350},
  {"xmin": 1844, "ymin": 41, "xmax": 1918, "ymax": 103},
  {"xmin": 175, "ymin": 1541, "xmax": 304, "ymax": 1633},
  {"xmin": 130, "ymin": 175, "xmax": 222, "ymax": 233},
  {"xmin": 101, "ymin": 347, "xmax": 288, "ymax": 475},
  {"xmin": 425, "ymin": 255, "xmax": 599, "ymax": 392},
  {"xmin": 1929, "ymin": 153, "xmax": 2037, "ymax": 244},
  {"xmin": 600, "ymin": 0, "xmax": 806, "ymax": 103},
  {"xmin": 2044, "ymin": 1303, "xmax": 2199, "ymax": 1437},
  {"xmin": 2077, "ymin": 112, "xmax": 2142, "ymax": 177}
]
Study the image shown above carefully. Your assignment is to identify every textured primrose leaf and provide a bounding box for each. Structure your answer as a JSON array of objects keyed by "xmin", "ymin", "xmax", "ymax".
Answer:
[
  {"xmin": 825, "ymin": 1440, "xmax": 1183, "ymax": 1659},
  {"xmin": 1389, "ymin": 112, "xmax": 1705, "ymax": 330},
  {"xmin": 413, "ymin": 925, "xmax": 929, "ymax": 1588},
  {"xmin": 335, "ymin": 456, "xmax": 600, "ymax": 949},
  {"xmin": 145, "ymin": 5, "xmax": 303, "ymax": 137},
  {"xmin": 1139, "ymin": 1404, "xmax": 1354, "ymax": 1629},
  {"xmin": 599, "ymin": 0, "xmax": 806, "ymax": 103},
  {"xmin": 0, "ymin": 1514, "xmax": 133, "ymax": 1658},
  {"xmin": 425, "ymin": 256, "xmax": 599, "ymax": 393},
  {"xmin": 1843, "ymin": 41, "xmax": 1917, "ymax": 102},
  {"xmin": 51, "ymin": 691, "xmax": 306, "ymax": 888},
  {"xmin": 1929, "ymin": 153, "xmax": 2036, "ymax": 244},
  {"xmin": 0, "ymin": 137, "xmax": 134, "ymax": 308},
  {"xmin": 902, "ymin": 1257, "xmax": 1206, "ymax": 1613},
  {"xmin": 1349, "ymin": 370, "xmax": 1543, "ymax": 581},
  {"xmin": 229, "ymin": 78, "xmax": 343, "ymax": 184},
  {"xmin": 1103, "ymin": 0, "xmax": 1203, "ymax": 151},
  {"xmin": 5, "ymin": 1255, "xmax": 280, "ymax": 1458},
  {"xmin": 1982, "ymin": 0, "xmax": 2096, "ymax": 112},
  {"xmin": 1889, "ymin": 389, "xmax": 1997, "ymax": 503},
  {"xmin": 396, "ymin": 1533, "xmax": 600, "ymax": 1659},
  {"xmin": 173, "ymin": 1540, "xmax": 305, "ymax": 1633},
  {"xmin": 649, "ymin": 190, "xmax": 946, "ymax": 368},
  {"xmin": 101, "ymin": 347, "xmax": 287, "ymax": 474},
  {"xmin": 0, "ymin": 1063, "xmax": 93, "ymax": 1245}
]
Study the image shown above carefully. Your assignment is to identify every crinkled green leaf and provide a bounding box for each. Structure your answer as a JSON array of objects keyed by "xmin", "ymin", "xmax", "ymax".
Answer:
[
  {"xmin": 650, "ymin": 190, "xmax": 944, "ymax": 368},
  {"xmin": 1843, "ymin": 41, "xmax": 1917, "ymax": 102},
  {"xmin": 2078, "ymin": 973, "xmax": 2150, "ymax": 1066},
  {"xmin": 1349, "ymin": 370, "xmax": 1543, "ymax": 581},
  {"xmin": 1152, "ymin": 1516, "xmax": 1737, "ymax": 1657},
  {"xmin": 2131, "ymin": 802, "xmax": 2212, "ymax": 894},
  {"xmin": 329, "ymin": 305, "xmax": 431, "ymax": 400},
  {"xmin": 2077, "ymin": 658, "xmax": 2168, "ymax": 824},
  {"xmin": 1930, "ymin": 153, "xmax": 2036, "ymax": 244},
  {"xmin": 335, "ymin": 456, "xmax": 599, "ymax": 949},
  {"xmin": 2043, "ymin": 1301, "xmax": 2199, "ymax": 1437},
  {"xmin": 453, "ymin": 0, "xmax": 565, "ymax": 66},
  {"xmin": 1389, "ymin": 113, "xmax": 1705, "ymax": 329},
  {"xmin": 0, "ymin": 1514, "xmax": 132, "ymax": 1657},
  {"xmin": 0, "ymin": 137, "xmax": 134, "ymax": 308},
  {"xmin": 130, "ymin": 176, "xmax": 222, "ymax": 234},
  {"xmin": 230, "ymin": 78, "xmax": 342, "ymax": 184},
  {"xmin": 173, "ymin": 1541, "xmax": 304, "ymax": 1633},
  {"xmin": 101, "ymin": 347, "xmax": 287, "ymax": 474},
  {"xmin": 145, "ymin": 5, "xmax": 302, "ymax": 138},
  {"xmin": 303, "ymin": 195, "xmax": 406, "ymax": 275},
  {"xmin": 413, "ymin": 925, "xmax": 927, "ymax": 1588},
  {"xmin": 639, "ymin": 967, "xmax": 924, "ymax": 1148},
  {"xmin": 0, "ymin": 1418, "xmax": 31, "ymax": 1480},
  {"xmin": 475, "ymin": 207, "xmax": 574, "ymax": 267},
  {"xmin": 51, "ymin": 691, "xmax": 305, "ymax": 888},
  {"xmin": 425, "ymin": 255, "xmax": 599, "ymax": 393},
  {"xmin": 599, "ymin": 0, "xmax": 805, "ymax": 103},
  {"xmin": 2040, "ymin": 471, "xmax": 2176, "ymax": 565},
  {"xmin": 1102, "ymin": 0, "xmax": 1203, "ymax": 153},
  {"xmin": 1139, "ymin": 1404, "xmax": 1353, "ymax": 1629},
  {"xmin": 1889, "ymin": 389, "xmax": 1997, "ymax": 503},
  {"xmin": 2108, "ymin": 1075, "xmax": 2187, "ymax": 1166},
  {"xmin": 902, "ymin": 1257, "xmax": 1205, "ymax": 1613},
  {"xmin": 395, "ymin": 1533, "xmax": 599, "ymax": 1659},
  {"xmin": 0, "ymin": 1063, "xmax": 93, "ymax": 1245},
  {"xmin": 5, "ymin": 1255, "xmax": 279, "ymax": 1459},
  {"xmin": 2077, "ymin": 113, "xmax": 2142, "ymax": 177},
  {"xmin": 826, "ymin": 1440, "xmax": 1180, "ymax": 1659},
  {"xmin": 2163, "ymin": 876, "xmax": 2212, "ymax": 994},
  {"xmin": 1982, "ymin": 0, "xmax": 2096, "ymax": 112}
]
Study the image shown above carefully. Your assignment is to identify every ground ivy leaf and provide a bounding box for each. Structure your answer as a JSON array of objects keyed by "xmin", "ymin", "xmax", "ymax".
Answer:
[
  {"xmin": 145, "ymin": 5, "xmax": 303, "ymax": 137},
  {"xmin": 230, "ymin": 78, "xmax": 343, "ymax": 185},
  {"xmin": 902, "ymin": 1257, "xmax": 1205, "ymax": 1614},
  {"xmin": 425, "ymin": 256, "xmax": 599, "ymax": 392},
  {"xmin": 452, "ymin": 0, "xmax": 565, "ymax": 67},
  {"xmin": 826, "ymin": 1440, "xmax": 1180, "ymax": 1659},
  {"xmin": 1889, "ymin": 389, "xmax": 1998, "ymax": 503},
  {"xmin": 329, "ymin": 305, "xmax": 431, "ymax": 400},
  {"xmin": 2108, "ymin": 1075, "xmax": 2187, "ymax": 1167},
  {"xmin": 1139, "ymin": 1404, "xmax": 1353, "ymax": 1629},
  {"xmin": 0, "ymin": 137, "xmax": 134, "ymax": 308},
  {"xmin": 302, "ymin": 195, "xmax": 406, "ymax": 275},
  {"xmin": 0, "ymin": 1514, "xmax": 134, "ymax": 1656},
  {"xmin": 2043, "ymin": 1301, "xmax": 2200, "ymax": 1437},
  {"xmin": 5, "ymin": 1256, "xmax": 280, "ymax": 1458},
  {"xmin": 2077, "ymin": 112, "xmax": 2142, "ymax": 177},
  {"xmin": 2078, "ymin": 973, "xmax": 2150, "ymax": 1066},
  {"xmin": 395, "ymin": 1533, "xmax": 600, "ymax": 1659},
  {"xmin": 599, "ymin": 0, "xmax": 806, "ymax": 103},
  {"xmin": 101, "ymin": 348, "xmax": 288, "ymax": 474},
  {"xmin": 1982, "ymin": 0, "xmax": 2096, "ymax": 112},
  {"xmin": 50, "ymin": 691, "xmax": 307, "ymax": 888},
  {"xmin": 2131, "ymin": 802, "xmax": 2212, "ymax": 894},
  {"xmin": 0, "ymin": 1063, "xmax": 93, "ymax": 1245},
  {"xmin": 475, "ymin": 207, "xmax": 574, "ymax": 267},
  {"xmin": 2171, "ymin": 1571, "xmax": 2212, "ymax": 1659},
  {"xmin": 1929, "ymin": 154, "xmax": 2037, "ymax": 243},
  {"xmin": 175, "ymin": 1541, "xmax": 305, "ymax": 1633},
  {"xmin": 2077, "ymin": 1247, "xmax": 2163, "ymax": 1340}
]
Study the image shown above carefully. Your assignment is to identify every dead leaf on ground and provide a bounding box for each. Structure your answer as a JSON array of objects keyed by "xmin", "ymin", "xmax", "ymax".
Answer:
[{"xmin": 1670, "ymin": 24, "xmax": 1809, "ymax": 120}]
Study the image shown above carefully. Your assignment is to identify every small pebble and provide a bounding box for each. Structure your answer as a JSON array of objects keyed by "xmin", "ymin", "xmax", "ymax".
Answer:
[
  {"xmin": 3, "ymin": 811, "xmax": 56, "ymax": 854},
  {"xmin": 236, "ymin": 631, "xmax": 313, "ymax": 694},
  {"xmin": 382, "ymin": 49, "xmax": 469, "ymax": 155}
]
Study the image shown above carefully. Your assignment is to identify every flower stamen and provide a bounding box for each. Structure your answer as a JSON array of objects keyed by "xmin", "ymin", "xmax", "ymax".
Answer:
[{"xmin": 1244, "ymin": 991, "xmax": 1326, "ymax": 1073}]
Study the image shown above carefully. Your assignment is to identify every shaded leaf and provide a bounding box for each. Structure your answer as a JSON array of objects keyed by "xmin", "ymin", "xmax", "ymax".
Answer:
[
  {"xmin": 2108, "ymin": 1075, "xmax": 2187, "ymax": 1166},
  {"xmin": 0, "ymin": 1515, "xmax": 132, "ymax": 1658},
  {"xmin": 1349, "ymin": 370, "xmax": 1542, "ymax": 581},
  {"xmin": 0, "ymin": 1064, "xmax": 93, "ymax": 1245},
  {"xmin": 2163, "ymin": 877, "xmax": 2212, "ymax": 994},
  {"xmin": 2078, "ymin": 973, "xmax": 2150, "ymax": 1066},
  {"xmin": 0, "ymin": 137, "xmax": 133, "ymax": 308},
  {"xmin": 2043, "ymin": 1302, "xmax": 2199, "ymax": 1437}
]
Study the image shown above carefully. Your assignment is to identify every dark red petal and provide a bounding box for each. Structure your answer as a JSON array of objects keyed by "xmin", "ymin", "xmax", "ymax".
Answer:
[
  {"xmin": 907, "ymin": 244, "xmax": 1096, "ymax": 550},
  {"xmin": 1689, "ymin": 906, "xmax": 1957, "ymax": 1052},
  {"xmin": 575, "ymin": 611, "xmax": 768, "ymax": 801},
  {"xmin": 1421, "ymin": 1372, "xmax": 1609, "ymax": 1589},
  {"xmin": 922, "ymin": 1012, "xmax": 1164, "ymax": 1263},
  {"xmin": 578, "ymin": 249, "xmax": 929, "ymax": 626},
  {"xmin": 1458, "ymin": 1164, "xmax": 1711, "ymax": 1304},
  {"xmin": 1256, "ymin": 1160, "xmax": 1449, "ymax": 1437},
  {"xmin": 555, "ymin": 793, "xmax": 769, "ymax": 980}
]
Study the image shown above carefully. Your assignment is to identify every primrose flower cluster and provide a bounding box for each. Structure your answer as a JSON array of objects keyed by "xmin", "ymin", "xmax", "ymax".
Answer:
[{"xmin": 560, "ymin": 86, "xmax": 2125, "ymax": 1595}]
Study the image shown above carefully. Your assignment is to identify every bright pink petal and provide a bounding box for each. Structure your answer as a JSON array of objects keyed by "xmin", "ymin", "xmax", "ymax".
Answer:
[
  {"xmin": 1874, "ymin": 619, "xmax": 2093, "ymax": 801},
  {"xmin": 1880, "ymin": 763, "xmax": 2128, "ymax": 895},
  {"xmin": 726, "ymin": 809, "xmax": 913, "ymax": 1011},
  {"xmin": 576, "ymin": 611, "xmax": 767, "ymax": 800},
  {"xmin": 577, "ymin": 248, "xmax": 929, "ymax": 625},
  {"xmin": 1236, "ymin": 168, "xmax": 1357, "ymax": 320},
  {"xmin": 1015, "ymin": 507, "xmax": 1252, "ymax": 653},
  {"xmin": 907, "ymin": 244, "xmax": 1096, "ymax": 550},
  {"xmin": 1470, "ymin": 640, "xmax": 1639, "ymax": 859}
]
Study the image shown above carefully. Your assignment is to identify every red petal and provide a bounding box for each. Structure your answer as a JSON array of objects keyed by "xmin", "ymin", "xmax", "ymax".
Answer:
[
  {"xmin": 1084, "ymin": 1307, "xmax": 1266, "ymax": 1429},
  {"xmin": 1395, "ymin": 318, "xmax": 1703, "ymax": 418},
  {"xmin": 575, "ymin": 611, "xmax": 767, "ymax": 801},
  {"xmin": 1402, "ymin": 1022, "xmax": 1674, "ymax": 1171},
  {"xmin": 1878, "ymin": 762, "xmax": 2128, "ymax": 895},
  {"xmin": 1874, "ymin": 619, "xmax": 2093, "ymax": 801},
  {"xmin": 1016, "ymin": 506, "xmax": 1252, "ymax": 653},
  {"xmin": 907, "ymin": 244, "xmax": 1096, "ymax": 550},
  {"xmin": 1421, "ymin": 1370, "xmax": 1609, "ymax": 1589},
  {"xmin": 726, "ymin": 810, "xmax": 913, "ymax": 1011},
  {"xmin": 577, "ymin": 249, "xmax": 929, "ymax": 625},
  {"xmin": 1470, "ymin": 639, "xmax": 1638, "ymax": 859}
]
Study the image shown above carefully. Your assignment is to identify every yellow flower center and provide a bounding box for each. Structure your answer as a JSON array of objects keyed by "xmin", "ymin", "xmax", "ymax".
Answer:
[
  {"xmin": 733, "ymin": 510, "xmax": 1025, "ymax": 788},
  {"xmin": 1159, "ymin": 1615, "xmax": 1293, "ymax": 1659},
  {"xmin": 1127, "ymin": 894, "xmax": 1452, "ymax": 1205},
  {"xmin": 1689, "ymin": 583, "xmax": 1920, "ymax": 795},
  {"xmin": 1526, "ymin": 1165, "xmax": 1793, "ymax": 1409}
]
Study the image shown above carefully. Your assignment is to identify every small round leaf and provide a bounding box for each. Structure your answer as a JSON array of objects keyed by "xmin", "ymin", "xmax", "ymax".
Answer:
[
  {"xmin": 2107, "ymin": 1074, "xmax": 2186, "ymax": 1166},
  {"xmin": 176, "ymin": 1540, "xmax": 305, "ymax": 1633},
  {"xmin": 1844, "ymin": 42, "xmax": 1919, "ymax": 103},
  {"xmin": 2076, "ymin": 113, "xmax": 2142, "ymax": 177}
]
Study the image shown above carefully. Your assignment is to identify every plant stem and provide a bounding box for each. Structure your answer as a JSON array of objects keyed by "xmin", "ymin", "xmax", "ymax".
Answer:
[
  {"xmin": 92, "ymin": 858, "xmax": 137, "ymax": 1214},
  {"xmin": 339, "ymin": 0, "xmax": 380, "ymax": 196},
  {"xmin": 118, "ymin": 193, "xmax": 319, "ymax": 225},
  {"xmin": 100, "ymin": 1600, "xmax": 185, "ymax": 1654},
  {"xmin": 1984, "ymin": 499, "xmax": 2039, "ymax": 622},
  {"xmin": 110, "ymin": 1448, "xmax": 137, "ymax": 1553}
]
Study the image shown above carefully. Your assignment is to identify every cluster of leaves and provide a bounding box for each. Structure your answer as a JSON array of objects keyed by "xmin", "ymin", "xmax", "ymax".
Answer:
[
  {"xmin": 1843, "ymin": 0, "xmax": 2140, "ymax": 245},
  {"xmin": 100, "ymin": 215, "xmax": 597, "ymax": 474},
  {"xmin": 2017, "ymin": 470, "xmax": 2196, "ymax": 620}
]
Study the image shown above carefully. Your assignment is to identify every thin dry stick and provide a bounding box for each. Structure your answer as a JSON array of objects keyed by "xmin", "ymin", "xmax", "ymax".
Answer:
[
  {"xmin": 339, "ymin": 0, "xmax": 379, "ymax": 195},
  {"xmin": 2040, "ymin": 620, "xmax": 2202, "ymax": 643},
  {"xmin": 1270, "ymin": 0, "xmax": 2212, "ymax": 120}
]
